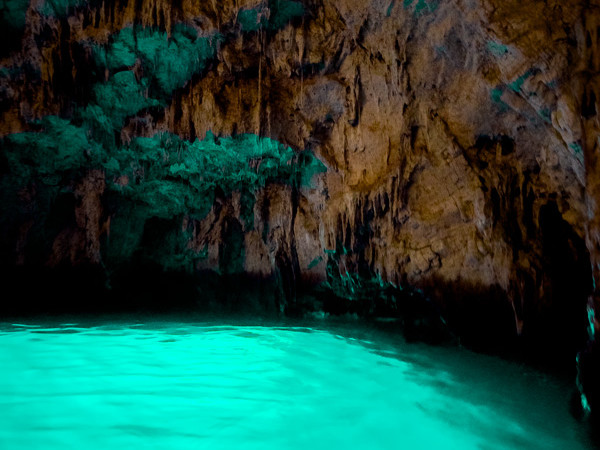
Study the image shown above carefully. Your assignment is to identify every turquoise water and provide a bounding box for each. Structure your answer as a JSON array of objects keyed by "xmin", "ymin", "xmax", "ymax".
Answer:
[{"xmin": 0, "ymin": 317, "xmax": 593, "ymax": 449}]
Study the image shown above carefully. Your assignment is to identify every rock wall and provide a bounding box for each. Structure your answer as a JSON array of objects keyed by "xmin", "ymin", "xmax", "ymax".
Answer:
[{"xmin": 1, "ymin": 0, "xmax": 599, "ymax": 376}]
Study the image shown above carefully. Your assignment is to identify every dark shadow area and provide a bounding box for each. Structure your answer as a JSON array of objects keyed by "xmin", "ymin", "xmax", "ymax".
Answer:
[
  {"xmin": 424, "ymin": 279, "xmax": 521, "ymax": 355},
  {"xmin": 0, "ymin": 262, "xmax": 284, "ymax": 318},
  {"xmin": 423, "ymin": 269, "xmax": 590, "ymax": 378},
  {"xmin": 530, "ymin": 202, "xmax": 592, "ymax": 369},
  {"xmin": 0, "ymin": 264, "xmax": 108, "ymax": 315}
]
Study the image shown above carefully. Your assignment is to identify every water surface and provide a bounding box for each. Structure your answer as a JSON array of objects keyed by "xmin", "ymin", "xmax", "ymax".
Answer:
[{"xmin": 0, "ymin": 317, "xmax": 593, "ymax": 449}]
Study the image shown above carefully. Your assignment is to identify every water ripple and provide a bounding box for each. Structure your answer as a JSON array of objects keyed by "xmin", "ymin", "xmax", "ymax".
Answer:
[{"xmin": 0, "ymin": 319, "xmax": 593, "ymax": 449}]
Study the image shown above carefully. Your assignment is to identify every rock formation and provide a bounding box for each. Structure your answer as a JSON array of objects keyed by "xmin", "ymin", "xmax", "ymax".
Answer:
[{"xmin": 1, "ymin": 0, "xmax": 599, "ymax": 414}]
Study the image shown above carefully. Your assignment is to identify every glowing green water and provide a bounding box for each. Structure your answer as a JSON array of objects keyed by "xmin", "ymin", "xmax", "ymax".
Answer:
[{"xmin": 0, "ymin": 319, "xmax": 593, "ymax": 449}]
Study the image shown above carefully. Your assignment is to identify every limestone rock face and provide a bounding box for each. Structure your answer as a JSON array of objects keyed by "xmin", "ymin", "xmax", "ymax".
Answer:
[{"xmin": 1, "ymin": 1, "xmax": 599, "ymax": 370}]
